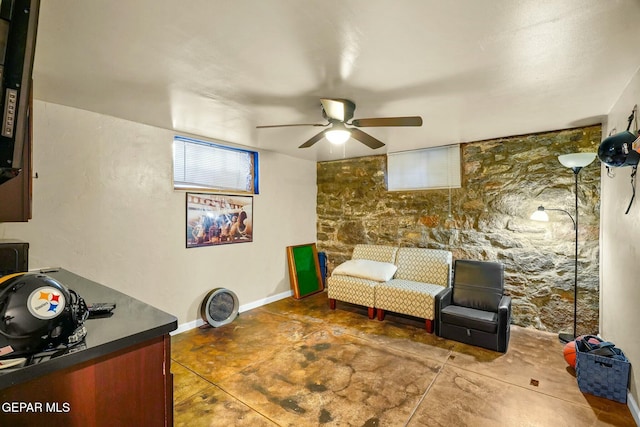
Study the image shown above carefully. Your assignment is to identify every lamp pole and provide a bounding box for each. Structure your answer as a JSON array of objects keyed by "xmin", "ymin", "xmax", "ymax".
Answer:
[
  {"xmin": 556, "ymin": 153, "xmax": 595, "ymax": 341},
  {"xmin": 533, "ymin": 152, "xmax": 595, "ymax": 343},
  {"xmin": 548, "ymin": 167, "xmax": 582, "ymax": 343},
  {"xmin": 565, "ymin": 167, "xmax": 581, "ymax": 342}
]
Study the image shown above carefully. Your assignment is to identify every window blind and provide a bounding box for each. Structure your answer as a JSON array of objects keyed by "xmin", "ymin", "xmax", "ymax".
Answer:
[
  {"xmin": 387, "ymin": 144, "xmax": 461, "ymax": 191},
  {"xmin": 173, "ymin": 136, "xmax": 258, "ymax": 193}
]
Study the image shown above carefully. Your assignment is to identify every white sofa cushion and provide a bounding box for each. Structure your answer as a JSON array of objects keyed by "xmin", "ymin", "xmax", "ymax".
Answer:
[{"xmin": 332, "ymin": 259, "xmax": 398, "ymax": 282}]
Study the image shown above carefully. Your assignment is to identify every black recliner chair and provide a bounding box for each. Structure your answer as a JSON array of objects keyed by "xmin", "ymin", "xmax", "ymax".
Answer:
[{"xmin": 435, "ymin": 260, "xmax": 511, "ymax": 353}]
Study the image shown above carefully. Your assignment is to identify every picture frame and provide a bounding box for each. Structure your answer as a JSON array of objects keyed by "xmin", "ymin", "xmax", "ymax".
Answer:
[
  {"xmin": 286, "ymin": 243, "xmax": 324, "ymax": 299},
  {"xmin": 186, "ymin": 193, "xmax": 253, "ymax": 248}
]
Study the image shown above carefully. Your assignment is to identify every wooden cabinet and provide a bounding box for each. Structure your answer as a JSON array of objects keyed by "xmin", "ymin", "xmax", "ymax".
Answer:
[{"xmin": 0, "ymin": 335, "xmax": 173, "ymax": 427}]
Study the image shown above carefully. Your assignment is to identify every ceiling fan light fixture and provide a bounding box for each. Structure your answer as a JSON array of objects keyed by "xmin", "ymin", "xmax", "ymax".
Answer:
[
  {"xmin": 325, "ymin": 123, "xmax": 351, "ymax": 145},
  {"xmin": 257, "ymin": 98, "xmax": 420, "ymax": 149}
]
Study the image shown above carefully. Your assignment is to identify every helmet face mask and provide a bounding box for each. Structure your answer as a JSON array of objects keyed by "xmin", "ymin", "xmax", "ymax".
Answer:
[
  {"xmin": 598, "ymin": 131, "xmax": 640, "ymax": 167},
  {"xmin": 0, "ymin": 273, "xmax": 87, "ymax": 359}
]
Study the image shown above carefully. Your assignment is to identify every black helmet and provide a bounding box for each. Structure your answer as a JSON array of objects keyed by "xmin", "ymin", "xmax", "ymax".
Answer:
[
  {"xmin": 0, "ymin": 272, "xmax": 88, "ymax": 358},
  {"xmin": 597, "ymin": 131, "xmax": 640, "ymax": 167}
]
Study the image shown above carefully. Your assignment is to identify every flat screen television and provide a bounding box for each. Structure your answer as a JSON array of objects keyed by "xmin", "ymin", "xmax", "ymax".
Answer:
[{"xmin": 0, "ymin": 0, "xmax": 39, "ymax": 186}]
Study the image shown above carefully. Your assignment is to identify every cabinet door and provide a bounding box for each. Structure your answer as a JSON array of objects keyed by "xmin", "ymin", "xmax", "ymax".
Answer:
[{"xmin": 0, "ymin": 335, "xmax": 173, "ymax": 427}]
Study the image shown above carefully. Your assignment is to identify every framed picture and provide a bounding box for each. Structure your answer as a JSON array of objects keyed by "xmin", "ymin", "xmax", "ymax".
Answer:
[
  {"xmin": 186, "ymin": 193, "xmax": 253, "ymax": 248},
  {"xmin": 286, "ymin": 243, "xmax": 324, "ymax": 299}
]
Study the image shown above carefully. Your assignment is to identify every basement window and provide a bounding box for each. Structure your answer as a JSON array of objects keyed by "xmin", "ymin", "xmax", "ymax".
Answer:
[
  {"xmin": 387, "ymin": 144, "xmax": 461, "ymax": 191},
  {"xmin": 173, "ymin": 136, "xmax": 259, "ymax": 194}
]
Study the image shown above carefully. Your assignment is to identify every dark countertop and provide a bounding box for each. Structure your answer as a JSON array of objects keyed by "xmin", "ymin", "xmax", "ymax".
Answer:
[{"xmin": 0, "ymin": 268, "xmax": 178, "ymax": 391}]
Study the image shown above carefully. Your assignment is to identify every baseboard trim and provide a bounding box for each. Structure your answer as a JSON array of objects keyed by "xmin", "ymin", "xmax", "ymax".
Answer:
[
  {"xmin": 628, "ymin": 390, "xmax": 639, "ymax": 426},
  {"xmin": 238, "ymin": 289, "xmax": 293, "ymax": 313},
  {"xmin": 171, "ymin": 289, "xmax": 293, "ymax": 336}
]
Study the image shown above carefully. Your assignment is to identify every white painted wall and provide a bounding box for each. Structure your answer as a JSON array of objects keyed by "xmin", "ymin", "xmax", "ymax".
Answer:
[
  {"xmin": 601, "ymin": 67, "xmax": 640, "ymax": 406},
  {"xmin": 0, "ymin": 101, "xmax": 318, "ymax": 326}
]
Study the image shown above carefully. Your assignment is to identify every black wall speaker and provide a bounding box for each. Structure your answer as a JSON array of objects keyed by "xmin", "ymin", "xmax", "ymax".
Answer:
[{"xmin": 200, "ymin": 288, "xmax": 239, "ymax": 327}]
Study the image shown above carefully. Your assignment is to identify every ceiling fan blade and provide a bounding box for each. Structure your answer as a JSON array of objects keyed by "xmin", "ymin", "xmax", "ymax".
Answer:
[
  {"xmin": 320, "ymin": 98, "xmax": 355, "ymax": 122},
  {"xmin": 351, "ymin": 116, "xmax": 423, "ymax": 127},
  {"xmin": 299, "ymin": 130, "xmax": 327, "ymax": 148},
  {"xmin": 256, "ymin": 123, "xmax": 327, "ymax": 129},
  {"xmin": 350, "ymin": 128, "xmax": 385, "ymax": 149}
]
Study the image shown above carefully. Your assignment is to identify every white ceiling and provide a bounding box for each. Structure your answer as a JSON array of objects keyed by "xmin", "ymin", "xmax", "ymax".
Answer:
[{"xmin": 32, "ymin": 0, "xmax": 640, "ymax": 162}]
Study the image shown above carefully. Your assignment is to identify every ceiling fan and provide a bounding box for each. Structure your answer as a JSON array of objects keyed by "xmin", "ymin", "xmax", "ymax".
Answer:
[{"xmin": 256, "ymin": 98, "xmax": 423, "ymax": 149}]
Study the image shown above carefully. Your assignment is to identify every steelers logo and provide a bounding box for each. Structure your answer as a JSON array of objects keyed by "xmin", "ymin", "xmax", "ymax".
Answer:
[{"xmin": 27, "ymin": 287, "xmax": 66, "ymax": 320}]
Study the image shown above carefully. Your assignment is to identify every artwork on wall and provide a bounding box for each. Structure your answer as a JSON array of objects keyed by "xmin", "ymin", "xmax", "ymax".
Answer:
[
  {"xmin": 286, "ymin": 243, "xmax": 324, "ymax": 299},
  {"xmin": 186, "ymin": 193, "xmax": 253, "ymax": 248}
]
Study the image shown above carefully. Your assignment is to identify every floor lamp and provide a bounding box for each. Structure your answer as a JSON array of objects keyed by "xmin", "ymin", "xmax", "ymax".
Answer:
[{"xmin": 530, "ymin": 152, "xmax": 596, "ymax": 343}]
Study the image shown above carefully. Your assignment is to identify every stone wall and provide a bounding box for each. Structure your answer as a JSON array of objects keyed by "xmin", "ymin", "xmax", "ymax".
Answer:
[{"xmin": 316, "ymin": 125, "xmax": 601, "ymax": 335}]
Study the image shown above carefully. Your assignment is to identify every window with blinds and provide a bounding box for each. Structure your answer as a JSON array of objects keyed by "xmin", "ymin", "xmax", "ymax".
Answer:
[
  {"xmin": 173, "ymin": 136, "xmax": 259, "ymax": 194},
  {"xmin": 387, "ymin": 144, "xmax": 461, "ymax": 191}
]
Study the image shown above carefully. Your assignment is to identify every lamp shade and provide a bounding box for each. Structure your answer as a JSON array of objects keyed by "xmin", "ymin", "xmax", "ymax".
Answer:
[
  {"xmin": 597, "ymin": 131, "xmax": 640, "ymax": 167},
  {"xmin": 558, "ymin": 153, "xmax": 596, "ymax": 169},
  {"xmin": 530, "ymin": 206, "xmax": 549, "ymax": 222},
  {"xmin": 325, "ymin": 123, "xmax": 351, "ymax": 145}
]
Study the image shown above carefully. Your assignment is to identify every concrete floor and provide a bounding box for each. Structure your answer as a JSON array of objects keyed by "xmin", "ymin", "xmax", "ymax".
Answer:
[{"xmin": 171, "ymin": 291, "xmax": 636, "ymax": 426}]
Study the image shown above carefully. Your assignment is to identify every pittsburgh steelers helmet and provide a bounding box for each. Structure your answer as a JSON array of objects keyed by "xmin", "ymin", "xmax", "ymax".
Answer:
[
  {"xmin": 0, "ymin": 272, "xmax": 88, "ymax": 359},
  {"xmin": 597, "ymin": 131, "xmax": 640, "ymax": 167}
]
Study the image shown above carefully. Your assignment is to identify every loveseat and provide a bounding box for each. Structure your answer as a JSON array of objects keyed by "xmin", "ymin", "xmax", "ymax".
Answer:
[{"xmin": 327, "ymin": 244, "xmax": 452, "ymax": 333}]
